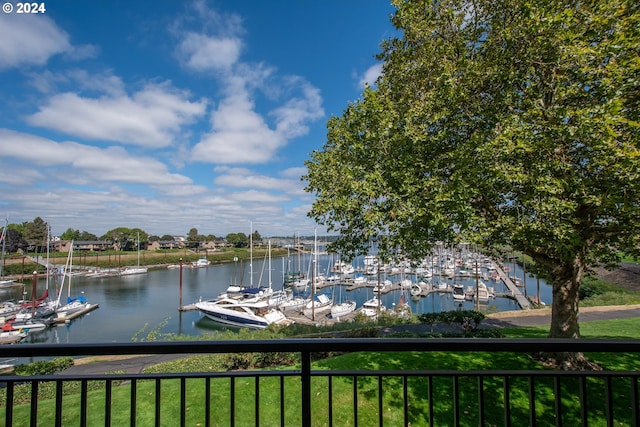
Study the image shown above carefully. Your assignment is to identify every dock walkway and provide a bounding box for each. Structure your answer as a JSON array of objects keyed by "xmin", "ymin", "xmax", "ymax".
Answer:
[{"xmin": 494, "ymin": 263, "xmax": 531, "ymax": 310}]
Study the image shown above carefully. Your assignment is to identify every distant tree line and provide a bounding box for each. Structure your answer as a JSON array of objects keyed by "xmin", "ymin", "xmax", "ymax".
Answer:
[{"xmin": 1, "ymin": 217, "xmax": 263, "ymax": 253}]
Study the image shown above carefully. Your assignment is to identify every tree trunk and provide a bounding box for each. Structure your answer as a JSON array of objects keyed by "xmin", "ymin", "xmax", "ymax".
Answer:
[
  {"xmin": 543, "ymin": 256, "xmax": 601, "ymax": 370},
  {"xmin": 548, "ymin": 258, "xmax": 582, "ymax": 339}
]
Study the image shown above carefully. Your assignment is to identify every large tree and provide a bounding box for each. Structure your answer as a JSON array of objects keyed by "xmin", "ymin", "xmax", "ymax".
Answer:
[
  {"xmin": 305, "ymin": 0, "xmax": 639, "ymax": 353},
  {"xmin": 22, "ymin": 217, "xmax": 48, "ymax": 252}
]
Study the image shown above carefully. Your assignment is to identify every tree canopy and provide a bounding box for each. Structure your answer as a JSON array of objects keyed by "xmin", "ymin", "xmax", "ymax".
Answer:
[{"xmin": 305, "ymin": 0, "xmax": 639, "ymax": 344}]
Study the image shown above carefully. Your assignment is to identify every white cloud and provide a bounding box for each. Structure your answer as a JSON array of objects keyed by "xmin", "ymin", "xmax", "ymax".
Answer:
[
  {"xmin": 213, "ymin": 166, "xmax": 303, "ymax": 194},
  {"xmin": 0, "ymin": 129, "xmax": 193, "ymax": 187},
  {"xmin": 192, "ymin": 91, "xmax": 283, "ymax": 163},
  {"xmin": 280, "ymin": 167, "xmax": 307, "ymax": 179},
  {"xmin": 27, "ymin": 69, "xmax": 125, "ymax": 95},
  {"xmin": 358, "ymin": 63, "xmax": 383, "ymax": 88},
  {"xmin": 177, "ymin": 32, "xmax": 242, "ymax": 72},
  {"xmin": 27, "ymin": 82, "xmax": 207, "ymax": 147},
  {"xmin": 191, "ymin": 78, "xmax": 324, "ymax": 164},
  {"xmin": 272, "ymin": 81, "xmax": 324, "ymax": 138},
  {"xmin": 173, "ymin": 2, "xmax": 324, "ymax": 165},
  {"xmin": 0, "ymin": 14, "xmax": 70, "ymax": 69}
]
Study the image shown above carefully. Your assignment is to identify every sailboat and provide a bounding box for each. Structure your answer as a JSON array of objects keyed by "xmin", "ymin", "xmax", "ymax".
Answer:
[
  {"xmin": 121, "ymin": 233, "xmax": 148, "ymax": 275},
  {"xmin": 331, "ymin": 255, "xmax": 356, "ymax": 320},
  {"xmin": 53, "ymin": 242, "xmax": 91, "ymax": 319},
  {"xmin": 0, "ymin": 219, "xmax": 14, "ymax": 287},
  {"xmin": 302, "ymin": 229, "xmax": 333, "ymax": 319}
]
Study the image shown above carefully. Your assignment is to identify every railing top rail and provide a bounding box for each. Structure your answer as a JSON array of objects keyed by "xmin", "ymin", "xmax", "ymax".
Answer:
[{"xmin": 2, "ymin": 338, "xmax": 640, "ymax": 358}]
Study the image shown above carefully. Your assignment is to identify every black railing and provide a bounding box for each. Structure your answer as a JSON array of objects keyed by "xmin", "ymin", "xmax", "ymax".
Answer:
[{"xmin": 1, "ymin": 339, "xmax": 639, "ymax": 426}]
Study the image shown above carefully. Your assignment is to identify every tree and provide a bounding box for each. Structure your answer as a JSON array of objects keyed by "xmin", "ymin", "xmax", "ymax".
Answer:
[
  {"xmin": 101, "ymin": 227, "xmax": 147, "ymax": 251},
  {"xmin": 78, "ymin": 231, "xmax": 98, "ymax": 241},
  {"xmin": 251, "ymin": 230, "xmax": 261, "ymax": 245},
  {"xmin": 60, "ymin": 228, "xmax": 80, "ymax": 241},
  {"xmin": 226, "ymin": 232, "xmax": 248, "ymax": 248},
  {"xmin": 3, "ymin": 228, "xmax": 27, "ymax": 253},
  {"xmin": 186, "ymin": 228, "xmax": 204, "ymax": 249},
  {"xmin": 22, "ymin": 217, "xmax": 48, "ymax": 252},
  {"xmin": 305, "ymin": 0, "xmax": 639, "ymax": 361}
]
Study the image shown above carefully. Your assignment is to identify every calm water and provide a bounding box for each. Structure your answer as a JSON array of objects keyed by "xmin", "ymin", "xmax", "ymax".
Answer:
[{"xmin": 0, "ymin": 253, "xmax": 552, "ymax": 345}]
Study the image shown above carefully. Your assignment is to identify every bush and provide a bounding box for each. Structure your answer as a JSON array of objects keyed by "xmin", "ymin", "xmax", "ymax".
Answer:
[
  {"xmin": 14, "ymin": 357, "xmax": 74, "ymax": 376},
  {"xmin": 220, "ymin": 352, "xmax": 253, "ymax": 370},
  {"xmin": 418, "ymin": 310, "xmax": 486, "ymax": 332}
]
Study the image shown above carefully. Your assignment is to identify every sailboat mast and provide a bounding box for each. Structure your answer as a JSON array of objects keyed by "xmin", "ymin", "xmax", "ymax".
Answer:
[
  {"xmin": 69, "ymin": 244, "xmax": 73, "ymax": 298},
  {"xmin": 46, "ymin": 222, "xmax": 50, "ymax": 291},
  {"xmin": 250, "ymin": 221, "xmax": 253, "ymax": 287},
  {"xmin": 268, "ymin": 239, "xmax": 272, "ymax": 291},
  {"xmin": 0, "ymin": 218, "xmax": 7, "ymax": 279}
]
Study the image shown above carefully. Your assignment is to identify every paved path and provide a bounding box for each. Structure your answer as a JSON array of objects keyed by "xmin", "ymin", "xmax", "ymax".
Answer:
[
  {"xmin": 59, "ymin": 305, "xmax": 640, "ymax": 375},
  {"xmin": 485, "ymin": 304, "xmax": 640, "ymax": 328}
]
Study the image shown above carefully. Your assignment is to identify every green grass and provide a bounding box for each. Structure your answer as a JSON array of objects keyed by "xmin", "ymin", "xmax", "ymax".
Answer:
[{"xmin": 4, "ymin": 318, "xmax": 640, "ymax": 426}]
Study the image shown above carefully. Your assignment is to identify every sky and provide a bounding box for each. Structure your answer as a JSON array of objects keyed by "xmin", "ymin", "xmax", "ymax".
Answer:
[{"xmin": 0, "ymin": 0, "xmax": 398, "ymax": 238}]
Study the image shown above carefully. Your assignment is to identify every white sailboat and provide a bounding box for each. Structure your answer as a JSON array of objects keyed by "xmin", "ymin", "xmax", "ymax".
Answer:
[
  {"xmin": 0, "ymin": 219, "xmax": 14, "ymax": 287},
  {"xmin": 331, "ymin": 263, "xmax": 356, "ymax": 320},
  {"xmin": 53, "ymin": 242, "xmax": 90, "ymax": 318},
  {"xmin": 303, "ymin": 229, "xmax": 333, "ymax": 319},
  {"xmin": 121, "ymin": 232, "xmax": 148, "ymax": 275}
]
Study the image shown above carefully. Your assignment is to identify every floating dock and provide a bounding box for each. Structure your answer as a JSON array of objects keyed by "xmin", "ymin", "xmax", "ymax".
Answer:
[
  {"xmin": 493, "ymin": 263, "xmax": 531, "ymax": 310},
  {"xmin": 51, "ymin": 303, "xmax": 100, "ymax": 324}
]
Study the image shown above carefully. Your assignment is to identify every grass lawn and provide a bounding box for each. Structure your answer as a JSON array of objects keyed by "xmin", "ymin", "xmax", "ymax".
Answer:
[{"xmin": 3, "ymin": 317, "xmax": 640, "ymax": 426}]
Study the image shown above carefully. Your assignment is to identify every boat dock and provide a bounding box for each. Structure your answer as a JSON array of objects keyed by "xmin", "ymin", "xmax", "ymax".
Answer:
[
  {"xmin": 50, "ymin": 303, "xmax": 100, "ymax": 324},
  {"xmin": 494, "ymin": 263, "xmax": 531, "ymax": 310}
]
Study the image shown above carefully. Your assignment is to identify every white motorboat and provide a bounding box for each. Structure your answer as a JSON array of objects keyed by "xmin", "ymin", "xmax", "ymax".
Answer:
[
  {"xmin": 452, "ymin": 283, "xmax": 466, "ymax": 300},
  {"xmin": 476, "ymin": 281, "xmax": 492, "ymax": 302},
  {"xmin": 359, "ymin": 297, "xmax": 386, "ymax": 319},
  {"xmin": 195, "ymin": 297, "xmax": 272, "ymax": 329},
  {"xmin": 192, "ymin": 257, "xmax": 211, "ymax": 267},
  {"xmin": 410, "ymin": 281, "xmax": 426, "ymax": 297}
]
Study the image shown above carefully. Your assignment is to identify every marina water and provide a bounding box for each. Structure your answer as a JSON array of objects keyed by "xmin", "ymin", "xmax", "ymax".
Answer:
[{"xmin": 1, "ymin": 252, "xmax": 552, "ymax": 345}]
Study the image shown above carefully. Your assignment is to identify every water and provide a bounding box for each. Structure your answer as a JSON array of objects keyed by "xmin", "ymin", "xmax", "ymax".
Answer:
[{"xmin": 0, "ymin": 253, "xmax": 553, "ymax": 345}]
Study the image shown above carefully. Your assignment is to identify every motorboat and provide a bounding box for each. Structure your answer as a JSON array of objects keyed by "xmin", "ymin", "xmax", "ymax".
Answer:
[
  {"xmin": 359, "ymin": 297, "xmax": 386, "ymax": 319},
  {"xmin": 195, "ymin": 297, "xmax": 273, "ymax": 329},
  {"xmin": 452, "ymin": 283, "xmax": 466, "ymax": 300},
  {"xmin": 192, "ymin": 257, "xmax": 211, "ymax": 267}
]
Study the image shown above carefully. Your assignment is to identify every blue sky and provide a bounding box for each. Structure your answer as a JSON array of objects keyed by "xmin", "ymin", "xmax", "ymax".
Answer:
[{"xmin": 0, "ymin": 0, "xmax": 397, "ymax": 238}]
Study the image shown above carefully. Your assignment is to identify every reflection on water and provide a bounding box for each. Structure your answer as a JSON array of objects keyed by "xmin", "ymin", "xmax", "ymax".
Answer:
[{"xmin": 1, "ymin": 252, "xmax": 552, "ymax": 346}]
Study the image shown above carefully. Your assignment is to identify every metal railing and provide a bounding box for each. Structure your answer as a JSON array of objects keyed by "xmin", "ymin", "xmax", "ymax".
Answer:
[{"xmin": 1, "ymin": 339, "xmax": 639, "ymax": 426}]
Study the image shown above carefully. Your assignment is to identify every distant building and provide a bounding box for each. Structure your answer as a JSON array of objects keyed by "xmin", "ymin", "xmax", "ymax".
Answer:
[
  {"xmin": 56, "ymin": 240, "xmax": 112, "ymax": 252},
  {"xmin": 148, "ymin": 240, "xmax": 184, "ymax": 250}
]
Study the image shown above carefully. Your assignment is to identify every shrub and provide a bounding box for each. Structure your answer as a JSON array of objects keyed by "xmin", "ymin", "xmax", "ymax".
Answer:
[
  {"xmin": 418, "ymin": 310, "xmax": 486, "ymax": 332},
  {"xmin": 14, "ymin": 357, "xmax": 74, "ymax": 376}
]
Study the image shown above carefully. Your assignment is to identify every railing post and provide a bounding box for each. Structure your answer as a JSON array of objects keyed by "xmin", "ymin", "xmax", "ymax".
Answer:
[{"xmin": 301, "ymin": 349, "xmax": 311, "ymax": 427}]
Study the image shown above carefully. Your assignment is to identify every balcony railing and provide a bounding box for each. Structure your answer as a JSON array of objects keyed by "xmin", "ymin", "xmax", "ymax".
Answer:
[{"xmin": 1, "ymin": 338, "xmax": 639, "ymax": 426}]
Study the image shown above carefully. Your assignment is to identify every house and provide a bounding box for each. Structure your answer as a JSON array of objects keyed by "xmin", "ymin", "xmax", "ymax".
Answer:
[
  {"xmin": 55, "ymin": 240, "xmax": 112, "ymax": 252},
  {"xmin": 148, "ymin": 240, "xmax": 184, "ymax": 250}
]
